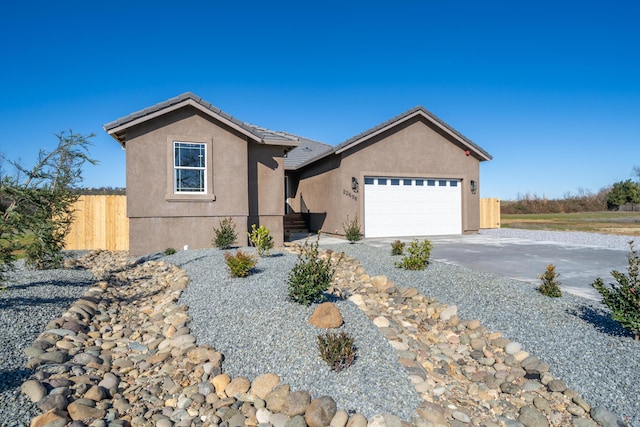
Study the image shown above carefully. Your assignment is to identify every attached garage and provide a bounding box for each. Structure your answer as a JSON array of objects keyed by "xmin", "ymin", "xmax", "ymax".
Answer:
[
  {"xmin": 285, "ymin": 105, "xmax": 492, "ymax": 239},
  {"xmin": 363, "ymin": 176, "xmax": 462, "ymax": 238}
]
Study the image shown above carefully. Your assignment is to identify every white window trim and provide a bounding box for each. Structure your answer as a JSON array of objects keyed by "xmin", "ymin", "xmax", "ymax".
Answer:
[
  {"xmin": 165, "ymin": 136, "xmax": 215, "ymax": 202},
  {"xmin": 173, "ymin": 141, "xmax": 207, "ymax": 194}
]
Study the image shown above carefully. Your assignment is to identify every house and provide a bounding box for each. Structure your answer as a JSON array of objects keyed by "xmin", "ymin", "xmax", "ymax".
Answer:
[{"xmin": 104, "ymin": 92, "xmax": 491, "ymax": 255}]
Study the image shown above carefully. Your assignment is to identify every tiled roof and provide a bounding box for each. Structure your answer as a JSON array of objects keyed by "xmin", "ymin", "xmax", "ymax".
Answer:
[
  {"xmin": 334, "ymin": 106, "xmax": 492, "ymax": 161},
  {"xmin": 284, "ymin": 105, "xmax": 492, "ymax": 170},
  {"xmin": 103, "ymin": 92, "xmax": 299, "ymax": 148},
  {"xmin": 282, "ymin": 134, "xmax": 333, "ymax": 170},
  {"xmin": 104, "ymin": 93, "xmax": 491, "ymax": 167}
]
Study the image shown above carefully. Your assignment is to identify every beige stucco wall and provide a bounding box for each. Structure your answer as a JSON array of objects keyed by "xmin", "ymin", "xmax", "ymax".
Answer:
[
  {"xmin": 290, "ymin": 116, "xmax": 482, "ymax": 236},
  {"xmin": 248, "ymin": 144, "xmax": 286, "ymax": 246},
  {"xmin": 123, "ymin": 106, "xmax": 285, "ymax": 255},
  {"xmin": 129, "ymin": 216, "xmax": 248, "ymax": 255}
]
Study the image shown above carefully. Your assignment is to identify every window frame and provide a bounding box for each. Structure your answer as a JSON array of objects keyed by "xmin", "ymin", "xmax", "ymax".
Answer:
[
  {"xmin": 173, "ymin": 141, "xmax": 207, "ymax": 194},
  {"xmin": 165, "ymin": 136, "xmax": 215, "ymax": 202}
]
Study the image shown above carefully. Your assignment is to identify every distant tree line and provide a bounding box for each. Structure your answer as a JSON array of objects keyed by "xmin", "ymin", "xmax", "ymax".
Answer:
[
  {"xmin": 501, "ymin": 188, "xmax": 610, "ymax": 214},
  {"xmin": 76, "ymin": 186, "xmax": 126, "ymax": 195},
  {"xmin": 502, "ymin": 166, "xmax": 640, "ymax": 214}
]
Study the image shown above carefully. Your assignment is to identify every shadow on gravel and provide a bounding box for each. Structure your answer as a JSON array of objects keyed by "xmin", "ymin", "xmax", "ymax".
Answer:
[
  {"xmin": 0, "ymin": 295, "xmax": 81, "ymax": 312},
  {"xmin": 0, "ymin": 368, "xmax": 32, "ymax": 394},
  {"xmin": 1, "ymin": 279, "xmax": 93, "ymax": 293},
  {"xmin": 169, "ymin": 255, "xmax": 210, "ymax": 268},
  {"xmin": 321, "ymin": 293, "xmax": 348, "ymax": 303},
  {"xmin": 568, "ymin": 305, "xmax": 634, "ymax": 339},
  {"xmin": 248, "ymin": 267, "xmax": 264, "ymax": 275},
  {"xmin": 264, "ymin": 253, "xmax": 286, "ymax": 258}
]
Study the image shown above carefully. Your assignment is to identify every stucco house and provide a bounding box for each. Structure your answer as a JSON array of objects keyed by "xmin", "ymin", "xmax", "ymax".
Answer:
[{"xmin": 104, "ymin": 92, "xmax": 491, "ymax": 255}]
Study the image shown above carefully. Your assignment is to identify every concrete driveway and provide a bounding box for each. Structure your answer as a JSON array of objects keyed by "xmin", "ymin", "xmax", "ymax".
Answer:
[{"xmin": 362, "ymin": 233, "xmax": 632, "ymax": 301}]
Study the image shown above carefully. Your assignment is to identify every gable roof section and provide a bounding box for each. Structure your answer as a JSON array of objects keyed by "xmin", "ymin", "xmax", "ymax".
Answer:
[
  {"xmin": 334, "ymin": 106, "xmax": 492, "ymax": 161},
  {"xmin": 103, "ymin": 92, "xmax": 299, "ymax": 149},
  {"xmin": 284, "ymin": 105, "xmax": 492, "ymax": 171},
  {"xmin": 282, "ymin": 134, "xmax": 333, "ymax": 170}
]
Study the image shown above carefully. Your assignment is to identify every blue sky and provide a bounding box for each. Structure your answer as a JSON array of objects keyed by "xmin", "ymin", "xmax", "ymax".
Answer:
[{"xmin": 1, "ymin": 0, "xmax": 638, "ymax": 200}]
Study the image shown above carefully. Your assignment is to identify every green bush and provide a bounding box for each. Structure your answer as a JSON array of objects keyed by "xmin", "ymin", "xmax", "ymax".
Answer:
[
  {"xmin": 1, "ymin": 131, "xmax": 96, "ymax": 274},
  {"xmin": 164, "ymin": 247, "xmax": 177, "ymax": 255},
  {"xmin": 287, "ymin": 239, "xmax": 336, "ymax": 305},
  {"xmin": 606, "ymin": 180, "xmax": 640, "ymax": 209},
  {"xmin": 318, "ymin": 331, "xmax": 356, "ymax": 372},
  {"xmin": 592, "ymin": 241, "xmax": 640, "ymax": 340},
  {"xmin": 538, "ymin": 264, "xmax": 562, "ymax": 297},
  {"xmin": 342, "ymin": 215, "xmax": 363, "ymax": 243},
  {"xmin": 395, "ymin": 239, "xmax": 432, "ymax": 270},
  {"xmin": 391, "ymin": 240, "xmax": 405, "ymax": 256},
  {"xmin": 224, "ymin": 250, "xmax": 257, "ymax": 278},
  {"xmin": 213, "ymin": 217, "xmax": 237, "ymax": 249},
  {"xmin": 248, "ymin": 224, "xmax": 274, "ymax": 257}
]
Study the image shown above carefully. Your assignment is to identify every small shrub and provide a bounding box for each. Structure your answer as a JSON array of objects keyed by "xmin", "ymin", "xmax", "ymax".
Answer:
[
  {"xmin": 213, "ymin": 217, "xmax": 237, "ymax": 249},
  {"xmin": 164, "ymin": 247, "xmax": 177, "ymax": 255},
  {"xmin": 248, "ymin": 224, "xmax": 274, "ymax": 257},
  {"xmin": 287, "ymin": 239, "xmax": 336, "ymax": 305},
  {"xmin": 592, "ymin": 241, "xmax": 640, "ymax": 340},
  {"xmin": 395, "ymin": 239, "xmax": 432, "ymax": 270},
  {"xmin": 342, "ymin": 215, "xmax": 363, "ymax": 243},
  {"xmin": 538, "ymin": 264, "xmax": 562, "ymax": 297},
  {"xmin": 318, "ymin": 331, "xmax": 356, "ymax": 372},
  {"xmin": 224, "ymin": 250, "xmax": 257, "ymax": 278},
  {"xmin": 391, "ymin": 240, "xmax": 405, "ymax": 256}
]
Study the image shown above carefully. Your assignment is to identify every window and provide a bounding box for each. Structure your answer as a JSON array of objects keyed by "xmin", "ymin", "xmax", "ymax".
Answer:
[
  {"xmin": 391, "ymin": 179, "xmax": 400, "ymax": 186},
  {"xmin": 378, "ymin": 178, "xmax": 387, "ymax": 185},
  {"xmin": 174, "ymin": 142, "xmax": 206, "ymax": 193},
  {"xmin": 450, "ymin": 180, "xmax": 458, "ymax": 187},
  {"xmin": 427, "ymin": 180, "xmax": 436, "ymax": 186},
  {"xmin": 416, "ymin": 179, "xmax": 424, "ymax": 186},
  {"xmin": 364, "ymin": 177, "xmax": 374, "ymax": 185},
  {"xmin": 438, "ymin": 180, "xmax": 447, "ymax": 187},
  {"xmin": 403, "ymin": 179, "xmax": 412, "ymax": 186}
]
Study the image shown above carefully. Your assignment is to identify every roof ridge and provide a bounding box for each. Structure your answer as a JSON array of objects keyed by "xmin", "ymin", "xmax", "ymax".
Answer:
[
  {"xmin": 273, "ymin": 130, "xmax": 331, "ymax": 147},
  {"xmin": 333, "ymin": 105, "xmax": 491, "ymax": 160},
  {"xmin": 104, "ymin": 92, "xmax": 297, "ymax": 147}
]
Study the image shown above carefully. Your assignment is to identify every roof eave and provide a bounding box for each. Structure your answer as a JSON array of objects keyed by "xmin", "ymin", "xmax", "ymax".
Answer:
[
  {"xmin": 262, "ymin": 138, "xmax": 300, "ymax": 148},
  {"xmin": 104, "ymin": 98, "xmax": 264, "ymax": 146},
  {"xmin": 335, "ymin": 109, "xmax": 492, "ymax": 162}
]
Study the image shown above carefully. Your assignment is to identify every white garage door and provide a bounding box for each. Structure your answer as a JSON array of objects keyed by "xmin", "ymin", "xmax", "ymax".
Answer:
[{"xmin": 364, "ymin": 177, "xmax": 462, "ymax": 238}]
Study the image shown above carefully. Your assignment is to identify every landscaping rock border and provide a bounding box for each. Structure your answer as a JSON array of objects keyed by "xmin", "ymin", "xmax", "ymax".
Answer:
[{"xmin": 22, "ymin": 248, "xmax": 626, "ymax": 427}]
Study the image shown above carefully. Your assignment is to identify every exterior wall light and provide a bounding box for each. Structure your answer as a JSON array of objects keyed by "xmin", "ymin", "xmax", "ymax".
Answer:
[
  {"xmin": 470, "ymin": 180, "xmax": 477, "ymax": 194},
  {"xmin": 351, "ymin": 177, "xmax": 359, "ymax": 193}
]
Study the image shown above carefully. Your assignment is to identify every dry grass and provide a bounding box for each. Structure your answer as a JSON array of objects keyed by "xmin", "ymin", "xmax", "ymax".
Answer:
[{"xmin": 501, "ymin": 211, "xmax": 640, "ymax": 236}]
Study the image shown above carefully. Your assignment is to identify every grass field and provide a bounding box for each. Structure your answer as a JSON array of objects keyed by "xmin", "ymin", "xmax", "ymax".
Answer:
[{"xmin": 500, "ymin": 211, "xmax": 640, "ymax": 236}]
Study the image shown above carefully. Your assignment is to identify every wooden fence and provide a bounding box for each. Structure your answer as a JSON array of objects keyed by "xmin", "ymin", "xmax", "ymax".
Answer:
[
  {"xmin": 480, "ymin": 198, "xmax": 501, "ymax": 229},
  {"xmin": 64, "ymin": 195, "xmax": 499, "ymax": 251},
  {"xmin": 64, "ymin": 195, "xmax": 129, "ymax": 251}
]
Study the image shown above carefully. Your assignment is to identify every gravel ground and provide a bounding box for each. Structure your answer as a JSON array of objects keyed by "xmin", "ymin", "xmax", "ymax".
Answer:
[
  {"xmin": 0, "ymin": 261, "xmax": 94, "ymax": 427},
  {"xmin": 481, "ymin": 227, "xmax": 637, "ymax": 250},
  {"xmin": 323, "ymin": 228, "xmax": 640, "ymax": 426},
  {"xmin": 173, "ymin": 248, "xmax": 423, "ymax": 420},
  {"xmin": 2, "ymin": 229, "xmax": 638, "ymax": 426}
]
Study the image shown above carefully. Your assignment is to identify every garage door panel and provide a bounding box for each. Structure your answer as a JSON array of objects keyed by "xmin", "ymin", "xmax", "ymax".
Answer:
[{"xmin": 364, "ymin": 177, "xmax": 461, "ymax": 238}]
